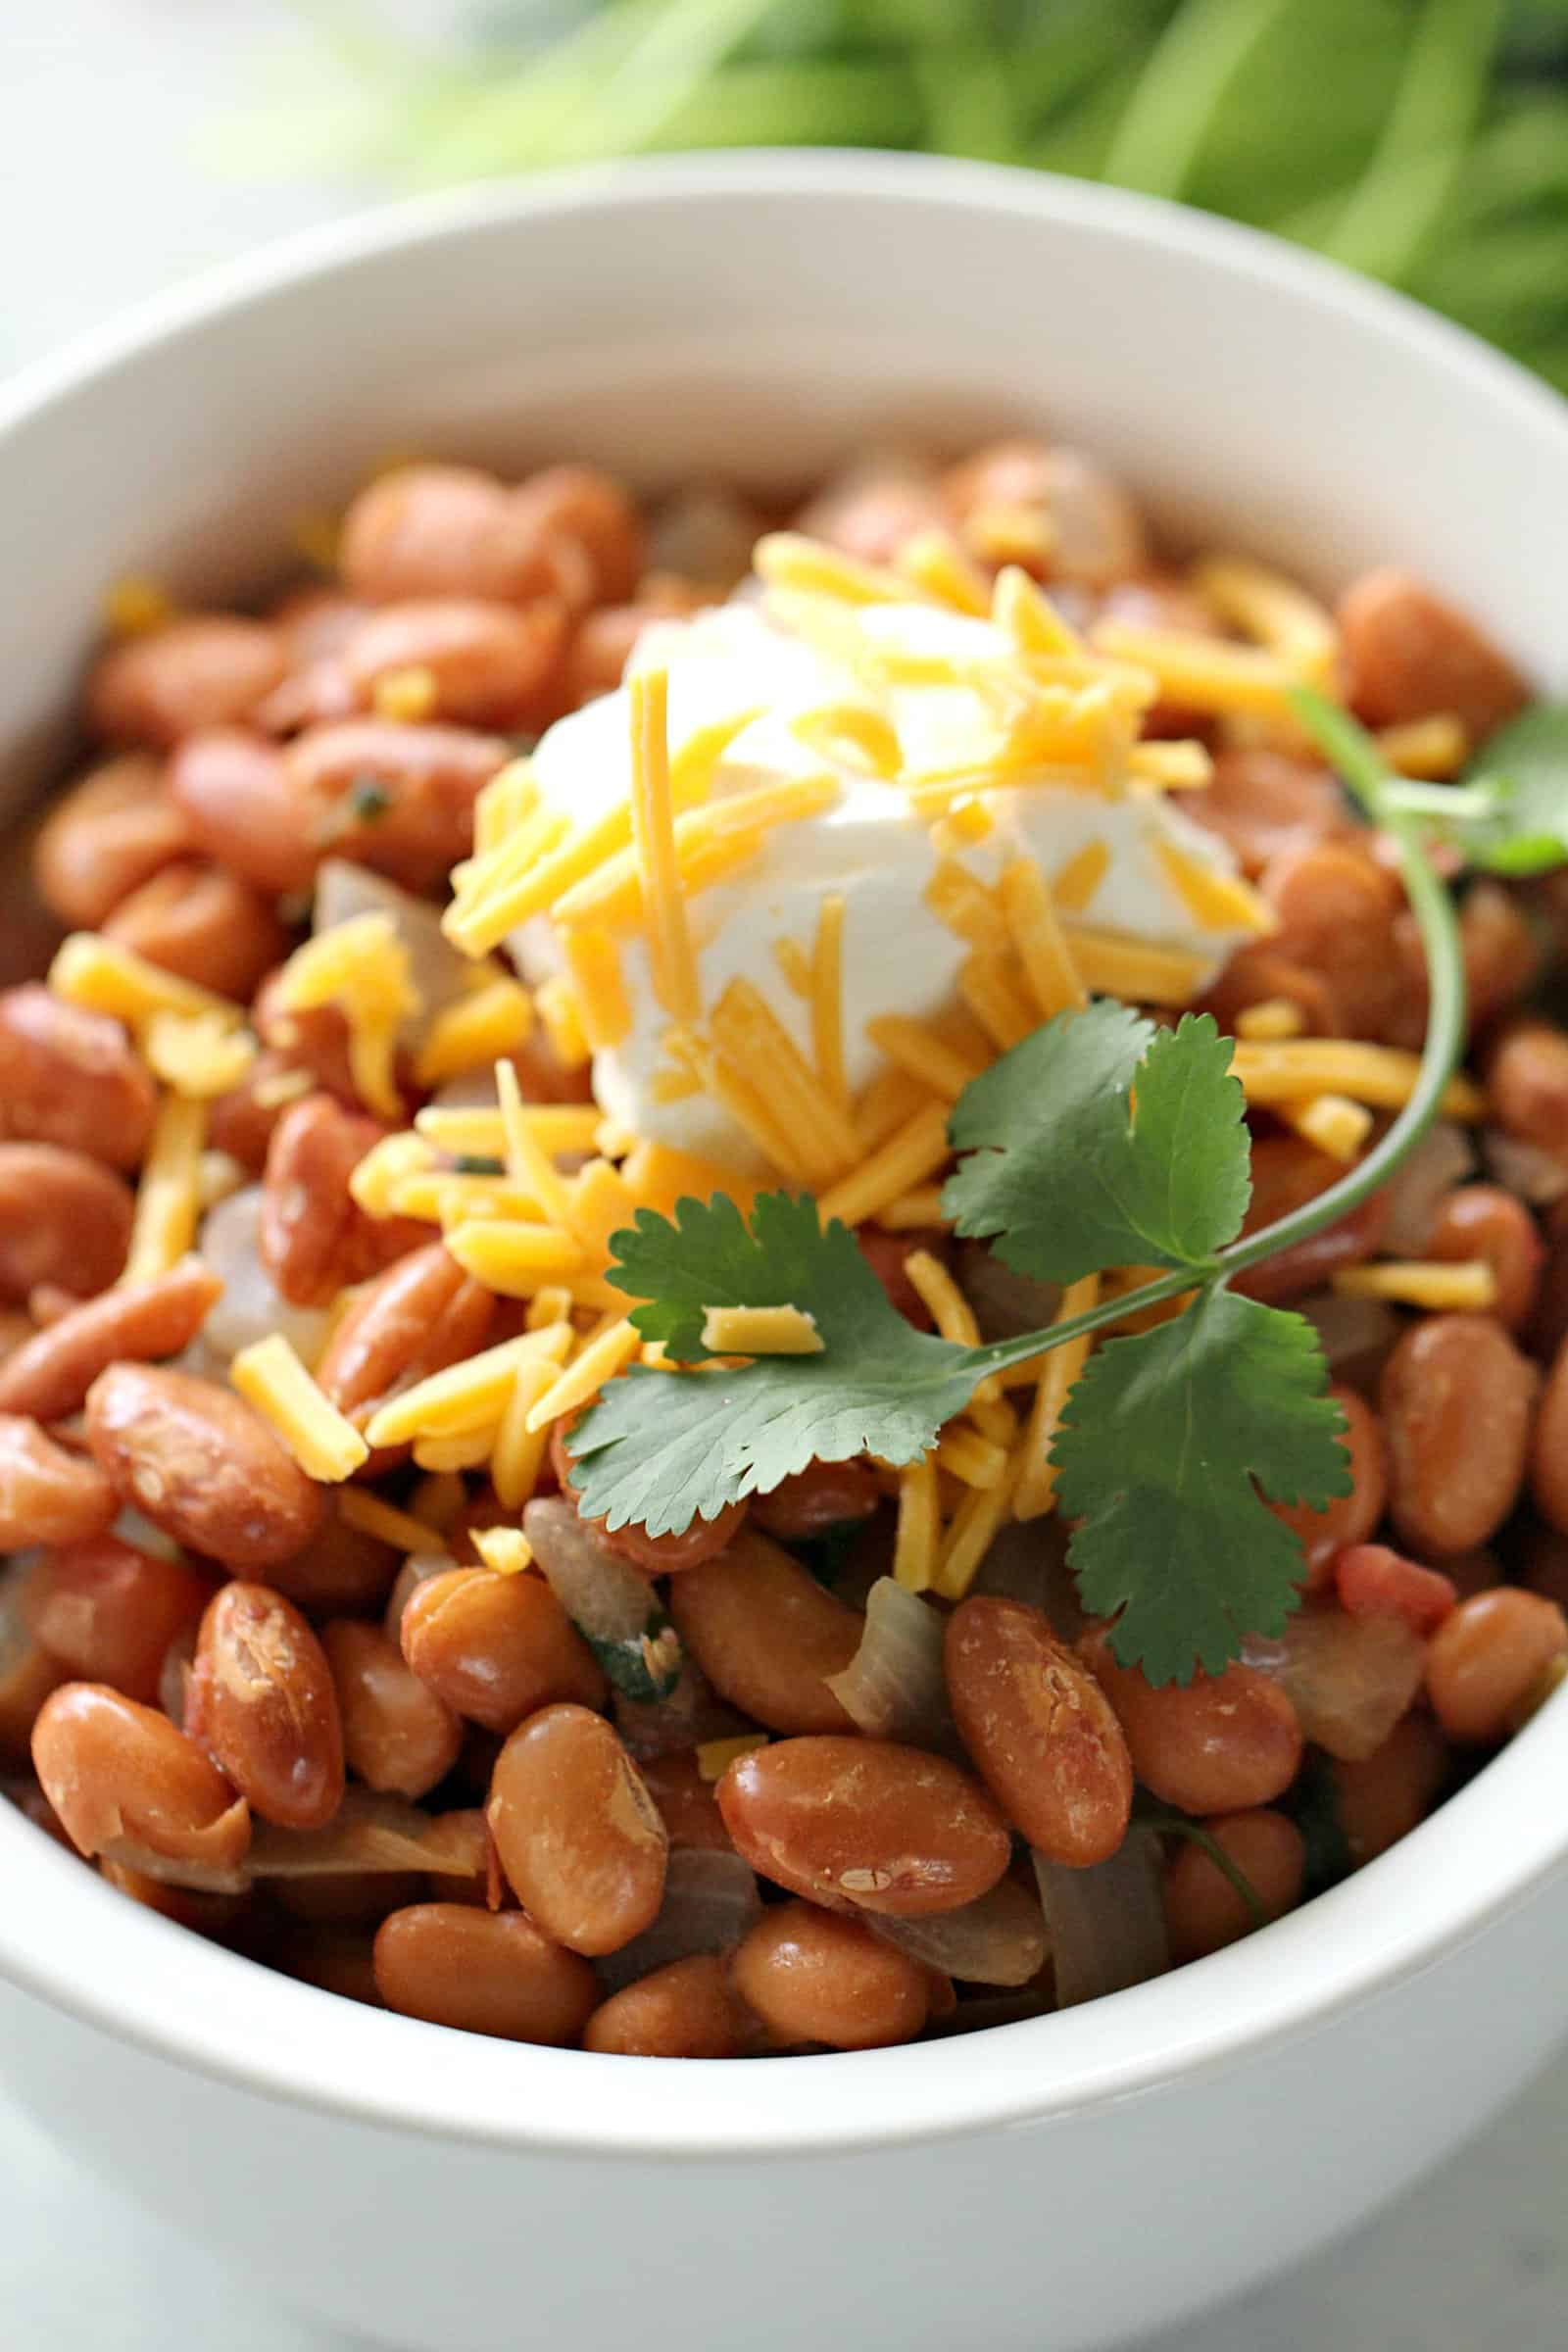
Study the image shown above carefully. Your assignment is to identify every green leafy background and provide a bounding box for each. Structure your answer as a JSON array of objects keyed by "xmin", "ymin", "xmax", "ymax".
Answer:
[{"xmin": 237, "ymin": 0, "xmax": 1568, "ymax": 393}]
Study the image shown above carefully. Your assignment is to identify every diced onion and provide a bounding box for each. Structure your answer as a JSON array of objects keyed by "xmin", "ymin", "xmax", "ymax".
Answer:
[
  {"xmin": 248, "ymin": 1793, "xmax": 488, "ymax": 1881},
  {"xmin": 1033, "ymin": 1830, "xmax": 1168, "ymax": 2008},
  {"xmin": 1245, "ymin": 1608, "xmax": 1426, "ymax": 1762},
  {"xmin": 525, "ymin": 1495, "xmax": 683, "ymax": 1700},
  {"xmin": 1380, "ymin": 1120, "xmax": 1474, "ymax": 1253},
  {"xmin": 870, "ymin": 1875, "xmax": 1049, "ymax": 1986},
  {"xmin": 198, "ymin": 1186, "xmax": 329, "ymax": 1366},
  {"xmin": 314, "ymin": 859, "xmax": 472, "ymax": 1037},
  {"xmin": 595, "ymin": 1848, "xmax": 763, "ymax": 1993},
  {"xmin": 825, "ymin": 1576, "xmax": 956, "ymax": 1749},
  {"xmin": 1483, "ymin": 1126, "xmax": 1568, "ymax": 1207}
]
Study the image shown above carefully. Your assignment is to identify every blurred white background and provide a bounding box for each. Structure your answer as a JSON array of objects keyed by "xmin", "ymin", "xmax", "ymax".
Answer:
[{"xmin": 1, "ymin": 5, "xmax": 1566, "ymax": 2347}]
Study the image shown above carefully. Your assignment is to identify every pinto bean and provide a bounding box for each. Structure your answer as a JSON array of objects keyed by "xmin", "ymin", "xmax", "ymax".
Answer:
[
  {"xmin": 944, "ymin": 1596, "xmax": 1133, "ymax": 1865},
  {"xmin": 1188, "ymin": 749, "xmax": 1349, "ymax": 878},
  {"xmin": 88, "ymin": 616, "xmax": 288, "ymax": 748},
  {"xmin": 0, "ymin": 1144, "xmax": 133, "ymax": 1300},
  {"xmin": 1456, "ymin": 881, "xmax": 1544, "ymax": 1034},
  {"xmin": 269, "ymin": 587, "xmax": 372, "ymax": 664},
  {"xmin": 1337, "ymin": 568, "xmax": 1527, "ymax": 739},
  {"xmin": 731, "ymin": 1899, "xmax": 931, "ymax": 2050},
  {"xmin": 1425, "ymin": 1588, "xmax": 1568, "ymax": 1742},
  {"xmin": 637, "ymin": 1750, "xmax": 734, "ymax": 1852},
  {"xmin": 0, "ymin": 1608, "xmax": 69, "ymax": 1764},
  {"xmin": 1162, "ymin": 1809, "xmax": 1305, "ymax": 1963},
  {"xmin": 1259, "ymin": 837, "xmax": 1407, "ymax": 1042},
  {"xmin": 0, "ymin": 1418, "xmax": 117, "ymax": 1548},
  {"xmin": 1231, "ymin": 1138, "xmax": 1390, "ymax": 1306},
  {"xmin": 0, "ymin": 1260, "xmax": 222, "ymax": 1423},
  {"xmin": 1272, "ymin": 1386, "xmax": 1388, "ymax": 1590},
  {"xmin": 26, "ymin": 1537, "xmax": 215, "ymax": 1704},
  {"xmin": 943, "ymin": 440, "xmax": 1147, "ymax": 585},
  {"xmin": 282, "ymin": 719, "xmax": 510, "ymax": 893},
  {"xmin": 753, "ymin": 1460, "xmax": 883, "ymax": 1542},
  {"xmin": 798, "ymin": 463, "xmax": 945, "ymax": 566},
  {"xmin": 0, "ymin": 985, "xmax": 155, "ymax": 1170},
  {"xmin": 1380, "ymin": 1315, "xmax": 1538, "ymax": 1556},
  {"xmin": 101, "ymin": 860, "xmax": 289, "ymax": 1002},
  {"xmin": 1200, "ymin": 948, "xmax": 1339, "ymax": 1040},
  {"xmin": 400, "ymin": 1568, "xmax": 606, "ymax": 1733},
  {"xmin": 266, "ymin": 1498, "xmax": 399, "ymax": 1616},
  {"xmin": 341, "ymin": 598, "xmax": 566, "ymax": 729},
  {"xmin": 33, "ymin": 753, "xmax": 196, "ymax": 927},
  {"xmin": 373, "ymin": 1902, "xmax": 599, "ymax": 2042},
  {"xmin": 321, "ymin": 1619, "xmax": 462, "ymax": 1799},
  {"xmin": 488, "ymin": 1703, "xmax": 667, "ymax": 1955},
  {"xmin": 666, "ymin": 1531, "xmax": 859, "ymax": 1734},
  {"xmin": 717, "ymin": 1737, "xmax": 1011, "ymax": 1918},
  {"xmin": 187, "ymin": 1583, "xmax": 344, "ymax": 1830},
  {"xmin": 31, "ymin": 1682, "xmax": 250, "ymax": 1868},
  {"xmin": 1531, "ymin": 1327, "xmax": 1568, "ymax": 1536},
  {"xmin": 341, "ymin": 464, "xmax": 560, "ymax": 606},
  {"xmin": 1488, "ymin": 1021, "xmax": 1568, "ymax": 1160},
  {"xmin": 85, "ymin": 1363, "xmax": 325, "ymax": 1571},
  {"xmin": 1330, "ymin": 1711, "xmax": 1448, "ymax": 1865},
  {"xmin": 315, "ymin": 1243, "xmax": 494, "ymax": 1428},
  {"xmin": 560, "ymin": 584, "xmax": 709, "ymax": 708},
  {"xmin": 1426, "ymin": 1185, "xmax": 1544, "ymax": 1333},
  {"xmin": 260, "ymin": 1094, "xmax": 424, "ymax": 1309},
  {"xmin": 511, "ymin": 466, "xmax": 645, "ymax": 606},
  {"xmin": 1083, "ymin": 1632, "xmax": 1303, "ymax": 1815},
  {"xmin": 582, "ymin": 1953, "xmax": 757, "ymax": 2058},
  {"xmin": 167, "ymin": 729, "xmax": 319, "ymax": 897}
]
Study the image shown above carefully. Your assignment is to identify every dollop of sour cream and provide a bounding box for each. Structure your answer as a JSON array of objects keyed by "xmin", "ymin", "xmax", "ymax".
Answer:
[{"xmin": 514, "ymin": 593, "xmax": 1265, "ymax": 1168}]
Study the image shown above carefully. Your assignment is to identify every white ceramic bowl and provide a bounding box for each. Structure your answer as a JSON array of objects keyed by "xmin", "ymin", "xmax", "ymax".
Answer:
[{"xmin": 1, "ymin": 153, "xmax": 1566, "ymax": 2352}]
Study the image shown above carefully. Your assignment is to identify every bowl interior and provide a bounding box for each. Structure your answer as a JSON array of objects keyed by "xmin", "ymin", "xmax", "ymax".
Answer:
[{"xmin": 1, "ymin": 152, "xmax": 1566, "ymax": 2157}]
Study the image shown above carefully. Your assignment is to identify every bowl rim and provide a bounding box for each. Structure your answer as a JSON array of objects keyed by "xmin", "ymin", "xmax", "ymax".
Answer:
[{"xmin": 2, "ymin": 147, "xmax": 1568, "ymax": 2161}]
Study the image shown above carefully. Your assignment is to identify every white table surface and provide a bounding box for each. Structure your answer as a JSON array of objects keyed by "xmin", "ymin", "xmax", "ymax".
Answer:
[{"xmin": 2, "ymin": 8, "xmax": 1565, "ymax": 2345}]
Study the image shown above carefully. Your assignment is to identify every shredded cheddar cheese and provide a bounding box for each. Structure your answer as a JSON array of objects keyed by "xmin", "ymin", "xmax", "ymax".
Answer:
[
  {"xmin": 337, "ymin": 1490, "xmax": 450, "ymax": 1556},
  {"xmin": 122, "ymin": 1096, "xmax": 207, "ymax": 1283},
  {"xmin": 1060, "ymin": 923, "xmax": 1209, "ymax": 1007},
  {"xmin": 1154, "ymin": 841, "xmax": 1277, "ymax": 936},
  {"xmin": 1333, "ymin": 1259, "xmax": 1499, "ymax": 1311},
  {"xmin": 699, "ymin": 1304, "xmax": 824, "ymax": 1355},
  {"xmin": 892, "ymin": 1455, "xmax": 942, "ymax": 1593},
  {"xmin": 414, "ymin": 979, "xmax": 534, "ymax": 1087},
  {"xmin": 50, "ymin": 933, "xmax": 239, "ymax": 1033},
  {"xmin": 1235, "ymin": 997, "xmax": 1307, "ymax": 1042},
  {"xmin": 1014, "ymin": 1274, "xmax": 1101, "ymax": 1522},
  {"xmin": 815, "ymin": 1101, "xmax": 952, "ymax": 1229},
  {"xmin": 1281, "ymin": 1093, "xmax": 1374, "ymax": 1163},
  {"xmin": 230, "ymin": 1335, "xmax": 370, "ymax": 1483},
  {"xmin": 1050, "ymin": 838, "xmax": 1111, "ymax": 912},
  {"xmin": 865, "ymin": 1015, "xmax": 986, "ymax": 1104},
  {"xmin": 143, "ymin": 1010, "xmax": 256, "ymax": 1100},
  {"xmin": 471, "ymin": 1526, "xmax": 534, "ymax": 1576},
  {"xmin": 371, "ymin": 664, "xmax": 438, "ymax": 723},
  {"xmin": 523, "ymin": 1316, "xmax": 643, "ymax": 1435},
  {"xmin": 1000, "ymin": 857, "xmax": 1088, "ymax": 1019},
  {"xmin": 1231, "ymin": 1039, "xmax": 1485, "ymax": 1118},
  {"xmin": 365, "ymin": 1325, "xmax": 573, "ymax": 1450}
]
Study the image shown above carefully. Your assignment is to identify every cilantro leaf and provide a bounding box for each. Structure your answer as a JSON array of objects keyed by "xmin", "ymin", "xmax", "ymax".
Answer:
[
  {"xmin": 570, "ymin": 1193, "xmax": 983, "ymax": 1536},
  {"xmin": 1454, "ymin": 702, "xmax": 1568, "ymax": 876},
  {"xmin": 1052, "ymin": 1287, "xmax": 1349, "ymax": 1685},
  {"xmin": 943, "ymin": 1003, "xmax": 1250, "ymax": 1284}
]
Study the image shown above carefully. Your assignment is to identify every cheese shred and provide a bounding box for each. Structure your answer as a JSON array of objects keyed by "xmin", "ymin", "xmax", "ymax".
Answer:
[{"xmin": 230, "ymin": 1335, "xmax": 370, "ymax": 1483}]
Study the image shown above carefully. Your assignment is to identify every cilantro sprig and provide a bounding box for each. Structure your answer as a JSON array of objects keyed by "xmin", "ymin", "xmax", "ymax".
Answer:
[{"xmin": 571, "ymin": 688, "xmax": 1473, "ymax": 1686}]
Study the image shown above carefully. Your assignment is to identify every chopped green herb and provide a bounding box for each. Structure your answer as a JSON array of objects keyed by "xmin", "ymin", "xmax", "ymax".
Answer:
[
  {"xmin": 348, "ymin": 776, "xmax": 393, "ymax": 823},
  {"xmin": 1135, "ymin": 1796, "xmax": 1268, "ymax": 1931},
  {"xmin": 579, "ymin": 1611, "xmax": 685, "ymax": 1704},
  {"xmin": 453, "ymin": 1153, "xmax": 506, "ymax": 1177}
]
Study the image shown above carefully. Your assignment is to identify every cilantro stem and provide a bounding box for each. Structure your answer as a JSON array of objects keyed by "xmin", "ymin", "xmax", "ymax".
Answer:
[{"xmin": 959, "ymin": 689, "xmax": 1467, "ymax": 1386}]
